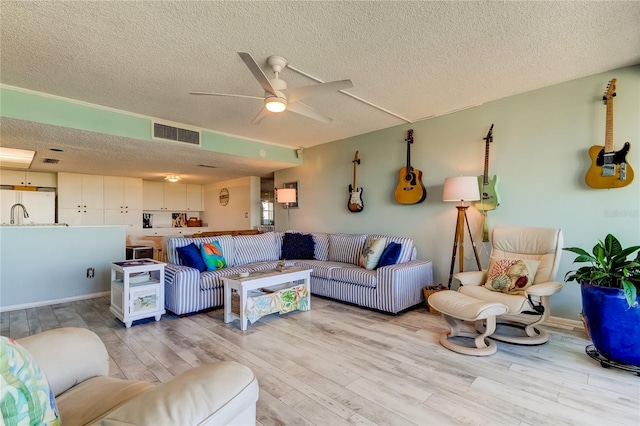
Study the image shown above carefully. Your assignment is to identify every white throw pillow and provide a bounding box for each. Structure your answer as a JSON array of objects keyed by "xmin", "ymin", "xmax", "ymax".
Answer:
[
  {"xmin": 484, "ymin": 257, "xmax": 540, "ymax": 294},
  {"xmin": 359, "ymin": 238, "xmax": 387, "ymax": 270}
]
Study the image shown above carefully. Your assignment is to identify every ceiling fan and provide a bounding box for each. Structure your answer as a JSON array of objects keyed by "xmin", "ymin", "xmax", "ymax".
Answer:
[{"xmin": 190, "ymin": 52, "xmax": 353, "ymax": 124}]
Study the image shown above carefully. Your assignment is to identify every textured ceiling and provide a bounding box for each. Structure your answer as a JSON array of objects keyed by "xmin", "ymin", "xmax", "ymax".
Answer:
[{"xmin": 1, "ymin": 1, "xmax": 639, "ymax": 183}]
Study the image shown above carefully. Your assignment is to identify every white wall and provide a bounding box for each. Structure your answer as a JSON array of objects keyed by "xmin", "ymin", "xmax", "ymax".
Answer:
[
  {"xmin": 275, "ymin": 65, "xmax": 640, "ymax": 320},
  {"xmin": 202, "ymin": 176, "xmax": 261, "ymax": 230}
]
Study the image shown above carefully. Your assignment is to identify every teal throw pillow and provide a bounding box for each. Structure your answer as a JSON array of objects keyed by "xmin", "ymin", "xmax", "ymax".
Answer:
[
  {"xmin": 176, "ymin": 243, "xmax": 206, "ymax": 272},
  {"xmin": 201, "ymin": 241, "xmax": 227, "ymax": 271},
  {"xmin": 1, "ymin": 336, "xmax": 61, "ymax": 426}
]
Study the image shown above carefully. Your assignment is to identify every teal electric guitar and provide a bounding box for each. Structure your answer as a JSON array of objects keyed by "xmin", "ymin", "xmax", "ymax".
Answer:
[{"xmin": 474, "ymin": 124, "xmax": 500, "ymax": 240}]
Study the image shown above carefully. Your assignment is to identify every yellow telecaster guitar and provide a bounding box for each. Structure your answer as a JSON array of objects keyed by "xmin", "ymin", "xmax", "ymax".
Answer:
[
  {"xmin": 394, "ymin": 129, "xmax": 426, "ymax": 204},
  {"xmin": 585, "ymin": 78, "xmax": 634, "ymax": 189}
]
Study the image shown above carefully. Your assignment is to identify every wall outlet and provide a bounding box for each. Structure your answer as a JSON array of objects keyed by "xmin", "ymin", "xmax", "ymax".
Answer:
[{"xmin": 86, "ymin": 267, "xmax": 95, "ymax": 278}]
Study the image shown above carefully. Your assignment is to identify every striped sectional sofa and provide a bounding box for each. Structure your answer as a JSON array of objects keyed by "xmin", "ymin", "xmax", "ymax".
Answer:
[{"xmin": 164, "ymin": 231, "xmax": 433, "ymax": 316}]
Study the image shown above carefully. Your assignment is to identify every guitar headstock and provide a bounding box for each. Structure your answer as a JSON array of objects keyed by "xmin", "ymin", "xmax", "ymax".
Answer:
[
  {"xmin": 352, "ymin": 150, "xmax": 360, "ymax": 164},
  {"xmin": 406, "ymin": 129, "xmax": 414, "ymax": 144},
  {"xmin": 603, "ymin": 78, "xmax": 617, "ymax": 103},
  {"xmin": 483, "ymin": 124, "xmax": 494, "ymax": 143}
]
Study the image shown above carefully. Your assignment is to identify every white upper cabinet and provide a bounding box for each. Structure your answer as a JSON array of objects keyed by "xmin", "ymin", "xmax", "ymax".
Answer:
[
  {"xmin": 143, "ymin": 181, "xmax": 201, "ymax": 211},
  {"xmin": 0, "ymin": 170, "xmax": 57, "ymax": 187},
  {"xmin": 58, "ymin": 173, "xmax": 104, "ymax": 210},
  {"xmin": 104, "ymin": 176, "xmax": 143, "ymax": 210},
  {"xmin": 186, "ymin": 184, "xmax": 203, "ymax": 211}
]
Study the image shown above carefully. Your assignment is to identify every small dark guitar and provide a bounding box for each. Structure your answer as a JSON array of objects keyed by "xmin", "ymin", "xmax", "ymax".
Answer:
[
  {"xmin": 348, "ymin": 151, "xmax": 364, "ymax": 212},
  {"xmin": 394, "ymin": 129, "xmax": 426, "ymax": 204},
  {"xmin": 585, "ymin": 78, "xmax": 634, "ymax": 189}
]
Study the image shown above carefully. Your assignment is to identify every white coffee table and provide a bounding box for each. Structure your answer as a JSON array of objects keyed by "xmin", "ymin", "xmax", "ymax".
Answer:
[{"xmin": 222, "ymin": 267, "xmax": 312, "ymax": 330}]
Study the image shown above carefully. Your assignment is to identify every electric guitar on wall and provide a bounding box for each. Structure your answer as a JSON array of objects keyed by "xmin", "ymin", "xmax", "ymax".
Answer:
[
  {"xmin": 474, "ymin": 124, "xmax": 500, "ymax": 242},
  {"xmin": 348, "ymin": 151, "xmax": 364, "ymax": 213},
  {"xmin": 394, "ymin": 129, "xmax": 427, "ymax": 204},
  {"xmin": 585, "ymin": 78, "xmax": 634, "ymax": 189}
]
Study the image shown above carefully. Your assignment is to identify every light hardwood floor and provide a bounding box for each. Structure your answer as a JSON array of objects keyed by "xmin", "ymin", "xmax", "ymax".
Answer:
[{"xmin": 2, "ymin": 296, "xmax": 638, "ymax": 426}]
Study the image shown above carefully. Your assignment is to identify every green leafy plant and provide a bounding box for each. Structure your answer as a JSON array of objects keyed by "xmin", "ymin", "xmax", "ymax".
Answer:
[{"xmin": 564, "ymin": 234, "xmax": 640, "ymax": 307}]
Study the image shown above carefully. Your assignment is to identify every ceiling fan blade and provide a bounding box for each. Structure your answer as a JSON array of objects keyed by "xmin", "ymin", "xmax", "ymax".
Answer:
[
  {"xmin": 287, "ymin": 102, "xmax": 332, "ymax": 123},
  {"xmin": 287, "ymin": 79, "xmax": 353, "ymax": 103},
  {"xmin": 251, "ymin": 108, "xmax": 268, "ymax": 125},
  {"xmin": 238, "ymin": 52, "xmax": 277, "ymax": 97},
  {"xmin": 189, "ymin": 92, "xmax": 263, "ymax": 100}
]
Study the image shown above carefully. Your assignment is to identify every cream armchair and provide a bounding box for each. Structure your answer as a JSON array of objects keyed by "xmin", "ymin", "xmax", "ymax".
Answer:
[
  {"xmin": 15, "ymin": 327, "xmax": 259, "ymax": 425},
  {"xmin": 454, "ymin": 226, "xmax": 563, "ymax": 345}
]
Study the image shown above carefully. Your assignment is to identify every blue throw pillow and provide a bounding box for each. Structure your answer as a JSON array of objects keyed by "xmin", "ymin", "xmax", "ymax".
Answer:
[
  {"xmin": 377, "ymin": 242, "xmax": 402, "ymax": 268},
  {"xmin": 176, "ymin": 243, "xmax": 206, "ymax": 272},
  {"xmin": 281, "ymin": 232, "xmax": 315, "ymax": 260}
]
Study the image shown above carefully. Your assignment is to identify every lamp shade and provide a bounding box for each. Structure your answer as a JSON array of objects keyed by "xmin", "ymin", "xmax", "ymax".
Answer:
[
  {"xmin": 443, "ymin": 176, "xmax": 480, "ymax": 202},
  {"xmin": 276, "ymin": 188, "xmax": 296, "ymax": 203}
]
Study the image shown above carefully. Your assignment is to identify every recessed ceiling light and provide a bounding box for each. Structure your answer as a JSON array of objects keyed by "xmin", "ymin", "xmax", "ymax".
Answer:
[{"xmin": 0, "ymin": 147, "xmax": 35, "ymax": 169}]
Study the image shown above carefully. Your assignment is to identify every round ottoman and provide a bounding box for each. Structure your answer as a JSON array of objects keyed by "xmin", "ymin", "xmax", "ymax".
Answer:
[{"xmin": 428, "ymin": 290, "xmax": 508, "ymax": 356}]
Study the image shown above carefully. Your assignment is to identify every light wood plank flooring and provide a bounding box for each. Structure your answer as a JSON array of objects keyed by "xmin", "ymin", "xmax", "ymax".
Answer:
[{"xmin": 2, "ymin": 296, "xmax": 638, "ymax": 426}]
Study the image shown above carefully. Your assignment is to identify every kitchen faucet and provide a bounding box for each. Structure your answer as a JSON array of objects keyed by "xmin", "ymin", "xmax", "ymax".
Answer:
[{"xmin": 10, "ymin": 203, "xmax": 29, "ymax": 225}]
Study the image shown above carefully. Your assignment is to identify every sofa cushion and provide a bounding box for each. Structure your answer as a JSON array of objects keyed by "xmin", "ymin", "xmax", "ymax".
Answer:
[
  {"xmin": 55, "ymin": 376, "xmax": 153, "ymax": 426},
  {"xmin": 310, "ymin": 233, "xmax": 329, "ymax": 261},
  {"xmin": 0, "ymin": 336, "xmax": 60, "ymax": 426},
  {"xmin": 233, "ymin": 232, "xmax": 280, "ymax": 266},
  {"xmin": 281, "ymin": 232, "xmax": 315, "ymax": 260},
  {"xmin": 331, "ymin": 267, "xmax": 378, "ymax": 288},
  {"xmin": 293, "ymin": 260, "xmax": 351, "ymax": 280},
  {"xmin": 367, "ymin": 234, "xmax": 416, "ymax": 263},
  {"xmin": 200, "ymin": 266, "xmax": 253, "ymax": 290},
  {"xmin": 328, "ymin": 233, "xmax": 367, "ymax": 265},
  {"xmin": 359, "ymin": 237, "xmax": 387, "ymax": 270}
]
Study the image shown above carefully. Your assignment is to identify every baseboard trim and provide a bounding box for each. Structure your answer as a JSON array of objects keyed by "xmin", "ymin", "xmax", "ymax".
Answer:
[
  {"xmin": 0, "ymin": 292, "xmax": 110, "ymax": 313},
  {"xmin": 547, "ymin": 315, "xmax": 584, "ymax": 329}
]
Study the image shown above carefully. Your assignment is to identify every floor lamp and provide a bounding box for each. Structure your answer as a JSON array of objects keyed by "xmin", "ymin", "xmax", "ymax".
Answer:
[
  {"xmin": 276, "ymin": 188, "xmax": 297, "ymax": 230},
  {"xmin": 443, "ymin": 176, "xmax": 482, "ymax": 288}
]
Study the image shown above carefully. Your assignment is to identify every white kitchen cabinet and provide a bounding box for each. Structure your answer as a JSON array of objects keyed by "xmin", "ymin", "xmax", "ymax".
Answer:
[
  {"xmin": 0, "ymin": 189, "xmax": 55, "ymax": 224},
  {"xmin": 143, "ymin": 181, "xmax": 195, "ymax": 211},
  {"xmin": 58, "ymin": 173, "xmax": 104, "ymax": 225},
  {"xmin": 104, "ymin": 176, "xmax": 143, "ymax": 210},
  {"xmin": 0, "ymin": 170, "xmax": 57, "ymax": 187},
  {"xmin": 162, "ymin": 183, "xmax": 186, "ymax": 210},
  {"xmin": 186, "ymin": 184, "xmax": 203, "ymax": 211},
  {"xmin": 104, "ymin": 176, "xmax": 143, "ymax": 228}
]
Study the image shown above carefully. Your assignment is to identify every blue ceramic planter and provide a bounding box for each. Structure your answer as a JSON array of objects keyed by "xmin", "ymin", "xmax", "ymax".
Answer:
[{"xmin": 581, "ymin": 282, "xmax": 640, "ymax": 366}]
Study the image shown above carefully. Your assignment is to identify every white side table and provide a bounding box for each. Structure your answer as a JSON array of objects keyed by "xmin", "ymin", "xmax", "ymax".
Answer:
[{"xmin": 110, "ymin": 259, "xmax": 166, "ymax": 328}]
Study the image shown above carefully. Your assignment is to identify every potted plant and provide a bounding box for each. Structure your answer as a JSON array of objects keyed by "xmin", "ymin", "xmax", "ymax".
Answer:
[{"xmin": 564, "ymin": 234, "xmax": 640, "ymax": 366}]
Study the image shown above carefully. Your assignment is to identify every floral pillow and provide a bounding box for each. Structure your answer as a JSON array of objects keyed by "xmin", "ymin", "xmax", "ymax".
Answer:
[
  {"xmin": 484, "ymin": 257, "xmax": 540, "ymax": 294},
  {"xmin": 359, "ymin": 237, "xmax": 387, "ymax": 270},
  {"xmin": 0, "ymin": 336, "xmax": 61, "ymax": 426},
  {"xmin": 201, "ymin": 241, "xmax": 227, "ymax": 271}
]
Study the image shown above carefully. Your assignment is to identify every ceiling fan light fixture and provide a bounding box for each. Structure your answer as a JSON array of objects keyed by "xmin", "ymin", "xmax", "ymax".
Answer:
[{"xmin": 265, "ymin": 97, "xmax": 287, "ymax": 113}]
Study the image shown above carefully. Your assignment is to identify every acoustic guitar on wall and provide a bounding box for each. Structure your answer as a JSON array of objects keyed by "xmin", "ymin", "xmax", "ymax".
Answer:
[
  {"xmin": 585, "ymin": 78, "xmax": 634, "ymax": 189},
  {"xmin": 394, "ymin": 129, "xmax": 426, "ymax": 204},
  {"xmin": 348, "ymin": 151, "xmax": 364, "ymax": 213}
]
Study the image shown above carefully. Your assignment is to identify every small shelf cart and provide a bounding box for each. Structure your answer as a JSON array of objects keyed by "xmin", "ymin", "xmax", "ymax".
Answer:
[{"xmin": 110, "ymin": 259, "xmax": 166, "ymax": 328}]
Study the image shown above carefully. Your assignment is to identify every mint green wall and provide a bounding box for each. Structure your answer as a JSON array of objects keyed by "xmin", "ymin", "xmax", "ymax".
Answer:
[
  {"xmin": 0, "ymin": 226, "xmax": 125, "ymax": 309},
  {"xmin": 0, "ymin": 87, "xmax": 301, "ymax": 165},
  {"xmin": 275, "ymin": 65, "xmax": 640, "ymax": 320}
]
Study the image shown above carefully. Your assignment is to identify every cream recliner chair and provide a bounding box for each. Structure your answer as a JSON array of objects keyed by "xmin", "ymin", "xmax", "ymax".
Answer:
[
  {"xmin": 13, "ymin": 327, "xmax": 259, "ymax": 425},
  {"xmin": 454, "ymin": 226, "xmax": 563, "ymax": 345}
]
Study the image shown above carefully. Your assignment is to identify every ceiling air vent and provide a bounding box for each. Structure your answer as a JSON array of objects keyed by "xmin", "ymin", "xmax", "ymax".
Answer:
[
  {"xmin": 42, "ymin": 158, "xmax": 60, "ymax": 164},
  {"xmin": 152, "ymin": 121, "xmax": 201, "ymax": 146}
]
